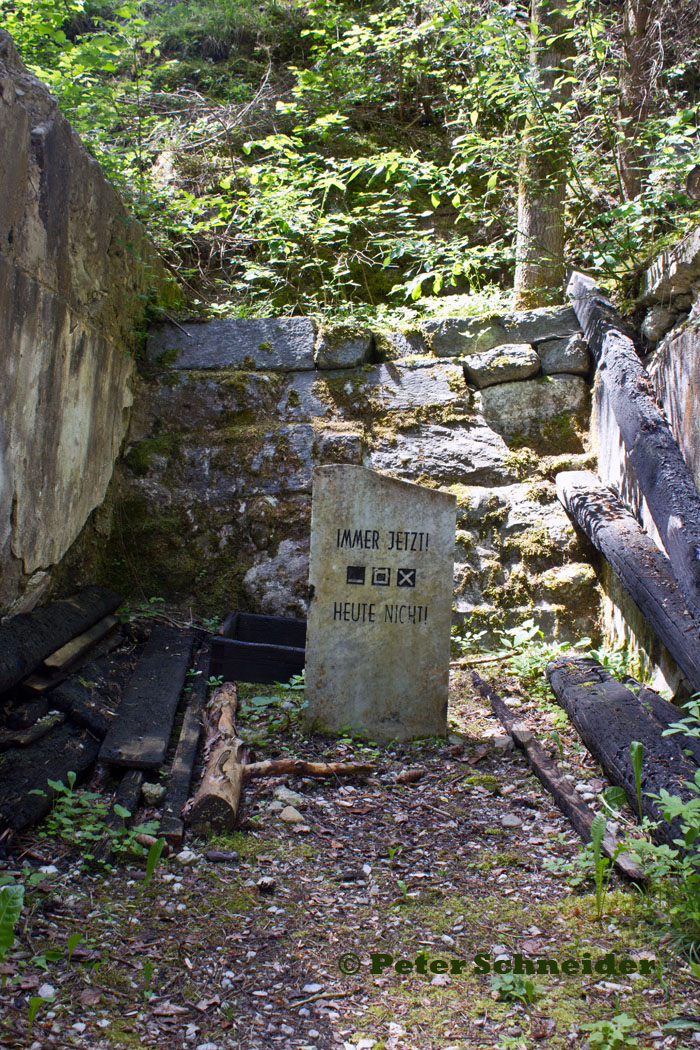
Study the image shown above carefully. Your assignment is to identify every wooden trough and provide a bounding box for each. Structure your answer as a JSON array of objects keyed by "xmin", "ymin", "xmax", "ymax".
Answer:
[{"xmin": 209, "ymin": 612, "xmax": 306, "ymax": 684}]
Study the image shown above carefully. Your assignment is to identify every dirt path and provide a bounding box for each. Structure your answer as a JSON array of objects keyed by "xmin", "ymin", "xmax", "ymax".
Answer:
[{"xmin": 0, "ymin": 667, "xmax": 697, "ymax": 1050}]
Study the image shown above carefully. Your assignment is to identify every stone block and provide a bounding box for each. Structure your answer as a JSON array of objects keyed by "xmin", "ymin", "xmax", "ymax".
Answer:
[
  {"xmin": 305, "ymin": 465, "xmax": 456, "ymax": 741},
  {"xmin": 537, "ymin": 334, "xmax": 591, "ymax": 376},
  {"xmin": 421, "ymin": 316, "xmax": 507, "ymax": 356},
  {"xmin": 463, "ymin": 343, "xmax": 540, "ymax": 388},
  {"xmin": 369, "ymin": 423, "xmax": 516, "ymax": 486},
  {"xmin": 146, "ymin": 318, "xmax": 317, "ymax": 371},
  {"xmin": 315, "ymin": 326, "xmax": 373, "ymax": 369},
  {"xmin": 641, "ymin": 225, "xmax": 700, "ymax": 303},
  {"xmin": 501, "ymin": 305, "xmax": 580, "ymax": 344},
  {"xmin": 478, "ymin": 375, "xmax": 589, "ymax": 442}
]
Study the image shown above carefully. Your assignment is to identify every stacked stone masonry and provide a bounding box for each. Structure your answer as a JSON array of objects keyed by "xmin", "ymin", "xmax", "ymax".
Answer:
[{"xmin": 120, "ymin": 305, "xmax": 598, "ymax": 640}]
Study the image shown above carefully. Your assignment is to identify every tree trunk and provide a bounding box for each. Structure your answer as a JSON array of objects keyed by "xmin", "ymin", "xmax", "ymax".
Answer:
[
  {"xmin": 512, "ymin": 0, "xmax": 575, "ymax": 308},
  {"xmin": 617, "ymin": 0, "xmax": 659, "ymax": 200}
]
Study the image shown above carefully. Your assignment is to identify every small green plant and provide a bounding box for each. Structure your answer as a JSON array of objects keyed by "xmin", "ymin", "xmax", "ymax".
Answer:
[
  {"xmin": 0, "ymin": 882, "xmax": 25, "ymax": 980},
  {"xmin": 590, "ymin": 813, "xmax": 614, "ymax": 920},
  {"xmin": 489, "ymin": 970, "xmax": 539, "ymax": 1005},
  {"xmin": 630, "ymin": 740, "xmax": 644, "ymax": 821},
  {"xmin": 34, "ymin": 774, "xmax": 159, "ymax": 865},
  {"xmin": 581, "ymin": 1012, "xmax": 637, "ymax": 1050},
  {"xmin": 137, "ymin": 837, "xmax": 166, "ymax": 905},
  {"xmin": 207, "ymin": 674, "xmax": 224, "ymax": 688},
  {"xmin": 27, "ymin": 994, "xmax": 49, "ymax": 1035}
]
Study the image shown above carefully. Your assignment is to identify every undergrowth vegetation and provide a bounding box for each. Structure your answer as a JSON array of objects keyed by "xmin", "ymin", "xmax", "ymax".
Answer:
[{"xmin": 3, "ymin": 0, "xmax": 700, "ymax": 319}]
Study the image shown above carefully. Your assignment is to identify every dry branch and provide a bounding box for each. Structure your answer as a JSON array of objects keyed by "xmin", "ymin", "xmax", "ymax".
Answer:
[{"xmin": 243, "ymin": 759, "xmax": 376, "ymax": 780}]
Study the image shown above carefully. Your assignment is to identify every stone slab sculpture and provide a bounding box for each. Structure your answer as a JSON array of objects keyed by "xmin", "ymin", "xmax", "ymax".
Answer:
[{"xmin": 305, "ymin": 465, "xmax": 456, "ymax": 741}]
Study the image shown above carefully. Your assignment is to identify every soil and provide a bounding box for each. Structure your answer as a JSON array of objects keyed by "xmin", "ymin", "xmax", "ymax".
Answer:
[{"xmin": 0, "ymin": 646, "xmax": 698, "ymax": 1050}]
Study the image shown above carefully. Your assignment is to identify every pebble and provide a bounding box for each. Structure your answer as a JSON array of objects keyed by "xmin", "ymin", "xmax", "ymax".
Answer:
[
  {"xmin": 196, "ymin": 1043, "xmax": 219, "ymax": 1050},
  {"xmin": 431, "ymin": 974, "xmax": 451, "ymax": 986},
  {"xmin": 38, "ymin": 983, "xmax": 56, "ymax": 999},
  {"xmin": 267, "ymin": 800, "xmax": 284, "ymax": 813},
  {"xmin": 176, "ymin": 849, "xmax": 198, "ymax": 865},
  {"xmin": 493, "ymin": 734, "xmax": 514, "ymax": 750},
  {"xmin": 205, "ymin": 850, "xmax": 239, "ymax": 863},
  {"xmin": 279, "ymin": 806, "xmax": 305, "ymax": 824},
  {"xmin": 38, "ymin": 865, "xmax": 58, "ymax": 875},
  {"xmin": 302, "ymin": 983, "xmax": 324, "ymax": 993},
  {"xmin": 72, "ymin": 1022, "xmax": 86, "ymax": 1032},
  {"xmin": 274, "ymin": 786, "xmax": 306, "ymax": 808},
  {"xmin": 141, "ymin": 782, "xmax": 166, "ymax": 805},
  {"xmin": 501, "ymin": 813, "xmax": 522, "ymax": 828},
  {"xmin": 257, "ymin": 877, "xmax": 276, "ymax": 894}
]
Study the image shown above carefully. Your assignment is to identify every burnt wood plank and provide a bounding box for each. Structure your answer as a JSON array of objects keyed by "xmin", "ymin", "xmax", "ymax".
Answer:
[
  {"xmin": 93, "ymin": 769, "xmax": 145, "ymax": 865},
  {"xmin": 99, "ymin": 627, "xmax": 195, "ymax": 769},
  {"xmin": 556, "ymin": 470, "xmax": 700, "ymax": 692},
  {"xmin": 43, "ymin": 614, "xmax": 120, "ymax": 671},
  {"xmin": 47, "ymin": 650, "xmax": 134, "ymax": 739},
  {"xmin": 546, "ymin": 654, "xmax": 699, "ymax": 847},
  {"xmin": 0, "ymin": 723, "xmax": 100, "ymax": 831},
  {"xmin": 0, "ymin": 586, "xmax": 122, "ymax": 697},
  {"xmin": 160, "ymin": 645, "xmax": 210, "ymax": 845},
  {"xmin": 473, "ymin": 672, "xmax": 645, "ymax": 881},
  {"xmin": 568, "ymin": 271, "xmax": 700, "ymax": 621}
]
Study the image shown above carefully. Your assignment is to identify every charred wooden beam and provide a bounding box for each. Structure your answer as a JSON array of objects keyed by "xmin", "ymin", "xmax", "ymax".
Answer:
[
  {"xmin": 546, "ymin": 654, "xmax": 699, "ymax": 847},
  {"xmin": 556, "ymin": 470, "xmax": 700, "ymax": 692},
  {"xmin": 0, "ymin": 586, "xmax": 122, "ymax": 697},
  {"xmin": 99, "ymin": 627, "xmax": 195, "ymax": 770},
  {"xmin": 159, "ymin": 645, "xmax": 210, "ymax": 846},
  {"xmin": 47, "ymin": 650, "xmax": 132, "ymax": 740},
  {"xmin": 0, "ymin": 723, "xmax": 100, "ymax": 832},
  {"xmin": 472, "ymin": 672, "xmax": 645, "ymax": 881},
  {"xmin": 568, "ymin": 272, "xmax": 700, "ymax": 621}
]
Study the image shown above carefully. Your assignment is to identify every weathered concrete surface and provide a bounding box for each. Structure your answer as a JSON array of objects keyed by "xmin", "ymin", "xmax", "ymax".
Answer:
[
  {"xmin": 640, "ymin": 226, "xmax": 700, "ymax": 304},
  {"xmin": 146, "ymin": 318, "xmax": 316, "ymax": 372},
  {"xmin": 463, "ymin": 343, "xmax": 540, "ymax": 388},
  {"xmin": 305, "ymin": 466, "xmax": 455, "ymax": 740},
  {"xmin": 0, "ymin": 31, "xmax": 174, "ymax": 612}
]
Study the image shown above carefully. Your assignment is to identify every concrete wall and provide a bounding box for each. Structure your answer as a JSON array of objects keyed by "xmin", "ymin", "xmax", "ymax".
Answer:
[{"xmin": 0, "ymin": 32, "xmax": 175, "ymax": 615}]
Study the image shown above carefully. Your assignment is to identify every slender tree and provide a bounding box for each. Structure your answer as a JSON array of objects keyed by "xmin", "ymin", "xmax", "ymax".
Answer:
[
  {"xmin": 512, "ymin": 0, "xmax": 575, "ymax": 308},
  {"xmin": 616, "ymin": 0, "xmax": 661, "ymax": 201}
]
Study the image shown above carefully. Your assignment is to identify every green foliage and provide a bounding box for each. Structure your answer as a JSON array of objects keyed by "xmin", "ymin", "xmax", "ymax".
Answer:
[
  {"xmin": 489, "ymin": 970, "xmax": 540, "ymax": 1006},
  {"xmin": 0, "ymin": 883, "xmax": 24, "ymax": 965},
  {"xmin": 35, "ymin": 773, "xmax": 159, "ymax": 866},
  {"xmin": 630, "ymin": 740, "xmax": 644, "ymax": 822},
  {"xmin": 581, "ymin": 1013, "xmax": 638, "ymax": 1050}
]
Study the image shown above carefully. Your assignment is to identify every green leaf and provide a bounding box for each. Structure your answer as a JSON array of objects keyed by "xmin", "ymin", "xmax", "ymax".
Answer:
[{"xmin": 0, "ymin": 885, "xmax": 24, "ymax": 960}]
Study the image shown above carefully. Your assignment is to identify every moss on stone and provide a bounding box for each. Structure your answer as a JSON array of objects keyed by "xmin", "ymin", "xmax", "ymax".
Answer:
[{"xmin": 123, "ymin": 433, "xmax": 180, "ymax": 476}]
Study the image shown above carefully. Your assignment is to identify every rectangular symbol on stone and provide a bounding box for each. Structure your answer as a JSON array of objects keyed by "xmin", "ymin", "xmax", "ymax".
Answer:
[
  {"xmin": 305, "ymin": 464, "xmax": 456, "ymax": 742},
  {"xmin": 397, "ymin": 568, "xmax": 416, "ymax": 588},
  {"xmin": 371, "ymin": 567, "xmax": 391, "ymax": 586}
]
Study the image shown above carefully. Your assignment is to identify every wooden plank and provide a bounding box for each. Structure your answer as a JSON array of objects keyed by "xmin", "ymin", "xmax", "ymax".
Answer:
[
  {"xmin": 159, "ymin": 646, "xmax": 210, "ymax": 845},
  {"xmin": 0, "ymin": 711, "xmax": 65, "ymax": 749},
  {"xmin": 568, "ymin": 271, "xmax": 700, "ymax": 621},
  {"xmin": 47, "ymin": 650, "xmax": 133, "ymax": 740},
  {"xmin": 0, "ymin": 723, "xmax": 100, "ymax": 831},
  {"xmin": 43, "ymin": 614, "xmax": 120, "ymax": 671},
  {"xmin": 99, "ymin": 627, "xmax": 195, "ymax": 769},
  {"xmin": 0, "ymin": 586, "xmax": 122, "ymax": 697},
  {"xmin": 472, "ymin": 672, "xmax": 645, "ymax": 881},
  {"xmin": 556, "ymin": 470, "xmax": 700, "ymax": 692},
  {"xmin": 546, "ymin": 654, "xmax": 699, "ymax": 847}
]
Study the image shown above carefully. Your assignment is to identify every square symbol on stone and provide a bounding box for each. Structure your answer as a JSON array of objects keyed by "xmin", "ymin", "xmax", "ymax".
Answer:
[
  {"xmin": 346, "ymin": 565, "xmax": 366, "ymax": 585},
  {"xmin": 371, "ymin": 567, "xmax": 391, "ymax": 586},
  {"xmin": 397, "ymin": 568, "xmax": 416, "ymax": 588}
]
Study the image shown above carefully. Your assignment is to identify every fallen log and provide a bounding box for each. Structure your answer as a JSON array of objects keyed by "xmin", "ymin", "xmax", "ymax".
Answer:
[
  {"xmin": 556, "ymin": 470, "xmax": 700, "ymax": 693},
  {"xmin": 185, "ymin": 683, "xmax": 247, "ymax": 836},
  {"xmin": 160, "ymin": 646, "xmax": 210, "ymax": 846},
  {"xmin": 99, "ymin": 627, "xmax": 195, "ymax": 769},
  {"xmin": 0, "ymin": 586, "xmax": 122, "ymax": 697},
  {"xmin": 546, "ymin": 654, "xmax": 699, "ymax": 847},
  {"xmin": 243, "ymin": 758, "xmax": 376, "ymax": 780},
  {"xmin": 472, "ymin": 673, "xmax": 645, "ymax": 881},
  {"xmin": 568, "ymin": 272, "xmax": 700, "ymax": 620}
]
